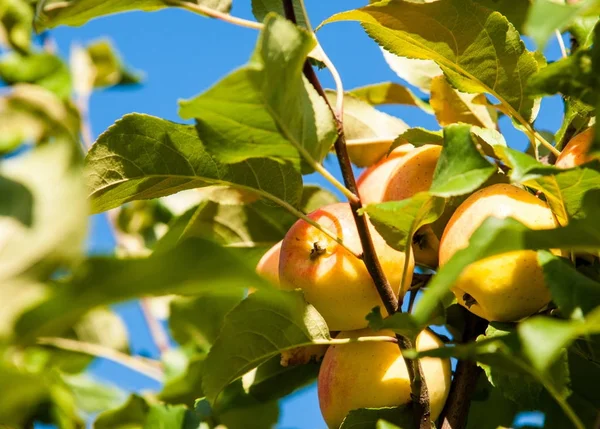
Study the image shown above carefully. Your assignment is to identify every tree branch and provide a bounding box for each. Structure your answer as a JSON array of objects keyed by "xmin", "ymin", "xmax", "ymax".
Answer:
[
  {"xmin": 281, "ymin": 2, "xmax": 432, "ymax": 428},
  {"xmin": 439, "ymin": 310, "xmax": 488, "ymax": 429}
]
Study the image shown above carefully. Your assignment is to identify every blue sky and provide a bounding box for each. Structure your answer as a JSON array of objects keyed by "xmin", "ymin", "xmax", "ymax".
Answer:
[{"xmin": 50, "ymin": 2, "xmax": 565, "ymax": 427}]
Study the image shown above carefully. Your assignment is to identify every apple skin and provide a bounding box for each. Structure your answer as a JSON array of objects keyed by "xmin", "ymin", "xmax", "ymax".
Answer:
[
  {"xmin": 256, "ymin": 241, "xmax": 282, "ymax": 286},
  {"xmin": 357, "ymin": 144, "xmax": 442, "ymax": 268},
  {"xmin": 556, "ymin": 127, "xmax": 594, "ymax": 169},
  {"xmin": 439, "ymin": 184, "xmax": 558, "ymax": 322},
  {"xmin": 318, "ymin": 329, "xmax": 451, "ymax": 429},
  {"xmin": 279, "ymin": 203, "xmax": 414, "ymax": 331}
]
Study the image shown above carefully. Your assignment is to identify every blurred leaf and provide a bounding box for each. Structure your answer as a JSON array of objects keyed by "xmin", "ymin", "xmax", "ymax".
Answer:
[
  {"xmin": 326, "ymin": 91, "xmax": 407, "ymax": 167},
  {"xmin": 35, "ymin": 0, "xmax": 232, "ymax": 30},
  {"xmin": 300, "ymin": 185, "xmax": 338, "ymax": 212},
  {"xmin": 169, "ymin": 292, "xmax": 245, "ymax": 350},
  {"xmin": 159, "ymin": 354, "xmax": 205, "ymax": 407},
  {"xmin": 0, "ymin": 142, "xmax": 87, "ymax": 284},
  {"xmin": 251, "ymin": 0, "xmax": 307, "ymax": 28},
  {"xmin": 524, "ymin": 0, "xmax": 600, "ymax": 50},
  {"xmin": 339, "ymin": 406, "xmax": 416, "ymax": 429},
  {"xmin": 0, "ymin": 0, "xmax": 33, "ymax": 52},
  {"xmin": 322, "ymin": 0, "xmax": 540, "ymax": 121},
  {"xmin": 413, "ymin": 216, "xmax": 600, "ymax": 328},
  {"xmin": 94, "ymin": 394, "xmax": 149, "ymax": 429},
  {"xmin": 348, "ymin": 81, "xmax": 432, "ymax": 112},
  {"xmin": 429, "ymin": 75, "xmax": 497, "ymax": 129},
  {"xmin": 15, "ymin": 238, "xmax": 271, "ymax": 342},
  {"xmin": 203, "ymin": 290, "xmax": 330, "ymax": 404},
  {"xmin": 180, "ymin": 14, "xmax": 336, "ymax": 174},
  {"xmin": 569, "ymin": 16, "xmax": 599, "ymax": 49},
  {"xmin": 539, "ymin": 250, "xmax": 600, "ymax": 318},
  {"xmin": 86, "ymin": 39, "xmax": 143, "ymax": 88},
  {"xmin": 143, "ymin": 403, "xmax": 202, "ymax": 429},
  {"xmin": 213, "ymin": 381, "xmax": 279, "ymax": 429},
  {"xmin": 429, "ymin": 124, "xmax": 496, "ymax": 197},
  {"xmin": 85, "ymin": 113, "xmax": 303, "ymax": 213},
  {"xmin": 62, "ymin": 374, "xmax": 127, "ymax": 415},
  {"xmin": 380, "ymin": 49, "xmax": 442, "ymax": 93},
  {"xmin": 0, "ymin": 84, "xmax": 80, "ymax": 153},
  {"xmin": 0, "ymin": 52, "xmax": 71, "ymax": 98}
]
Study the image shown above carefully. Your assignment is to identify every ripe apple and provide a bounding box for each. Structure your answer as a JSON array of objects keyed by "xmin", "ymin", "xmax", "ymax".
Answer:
[
  {"xmin": 357, "ymin": 144, "xmax": 442, "ymax": 268},
  {"xmin": 256, "ymin": 241, "xmax": 282, "ymax": 285},
  {"xmin": 318, "ymin": 329, "xmax": 451, "ymax": 428},
  {"xmin": 439, "ymin": 183, "xmax": 558, "ymax": 322},
  {"xmin": 555, "ymin": 127, "xmax": 594, "ymax": 168},
  {"xmin": 279, "ymin": 203, "xmax": 414, "ymax": 331}
]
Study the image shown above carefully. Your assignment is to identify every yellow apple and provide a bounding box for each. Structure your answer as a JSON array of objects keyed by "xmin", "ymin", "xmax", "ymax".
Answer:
[
  {"xmin": 357, "ymin": 144, "xmax": 443, "ymax": 268},
  {"xmin": 256, "ymin": 241, "xmax": 282, "ymax": 286},
  {"xmin": 556, "ymin": 127, "xmax": 594, "ymax": 168},
  {"xmin": 318, "ymin": 328, "xmax": 451, "ymax": 429},
  {"xmin": 279, "ymin": 203, "xmax": 414, "ymax": 331},
  {"xmin": 439, "ymin": 183, "xmax": 559, "ymax": 322}
]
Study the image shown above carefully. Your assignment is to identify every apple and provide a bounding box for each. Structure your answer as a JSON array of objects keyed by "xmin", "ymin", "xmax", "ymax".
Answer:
[
  {"xmin": 279, "ymin": 203, "xmax": 414, "ymax": 331},
  {"xmin": 318, "ymin": 328, "xmax": 451, "ymax": 429},
  {"xmin": 555, "ymin": 127, "xmax": 594, "ymax": 168},
  {"xmin": 358, "ymin": 144, "xmax": 443, "ymax": 268},
  {"xmin": 256, "ymin": 241, "xmax": 282, "ymax": 285},
  {"xmin": 439, "ymin": 183, "xmax": 558, "ymax": 322}
]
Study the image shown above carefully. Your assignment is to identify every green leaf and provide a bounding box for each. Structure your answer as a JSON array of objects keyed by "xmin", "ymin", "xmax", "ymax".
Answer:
[
  {"xmin": 251, "ymin": 0, "xmax": 307, "ymax": 28},
  {"xmin": 524, "ymin": 0, "xmax": 600, "ymax": 50},
  {"xmin": 144, "ymin": 402, "xmax": 202, "ymax": 429},
  {"xmin": 518, "ymin": 308, "xmax": 600, "ymax": 374},
  {"xmin": 61, "ymin": 374, "xmax": 127, "ymax": 415},
  {"xmin": 527, "ymin": 48, "xmax": 599, "ymax": 106},
  {"xmin": 321, "ymin": 0, "xmax": 540, "ymax": 122},
  {"xmin": 35, "ymin": 0, "xmax": 232, "ymax": 31},
  {"xmin": 180, "ymin": 14, "xmax": 336, "ymax": 173},
  {"xmin": 0, "ymin": 0, "xmax": 33, "ymax": 52},
  {"xmin": 86, "ymin": 39, "xmax": 143, "ymax": 88},
  {"xmin": 366, "ymin": 307, "xmax": 421, "ymax": 339},
  {"xmin": 538, "ymin": 251, "xmax": 600, "ymax": 318},
  {"xmin": 94, "ymin": 394, "xmax": 149, "ymax": 429},
  {"xmin": 0, "ymin": 84, "xmax": 80, "ymax": 153},
  {"xmin": 85, "ymin": 113, "xmax": 303, "ymax": 213},
  {"xmin": 555, "ymin": 98, "xmax": 594, "ymax": 150},
  {"xmin": 0, "ymin": 142, "xmax": 87, "ymax": 284},
  {"xmin": 465, "ymin": 376, "xmax": 518, "ymax": 429},
  {"xmin": 413, "ymin": 216, "xmax": 600, "ymax": 328},
  {"xmin": 14, "ymin": 238, "xmax": 271, "ymax": 342},
  {"xmin": 213, "ymin": 381, "xmax": 279, "ymax": 429},
  {"xmin": 361, "ymin": 192, "xmax": 445, "ymax": 255},
  {"xmin": 474, "ymin": 0, "xmax": 530, "ymax": 33},
  {"xmin": 339, "ymin": 406, "xmax": 416, "ymax": 429},
  {"xmin": 169, "ymin": 292, "xmax": 245, "ymax": 349},
  {"xmin": 0, "ymin": 52, "xmax": 71, "ymax": 98},
  {"xmin": 429, "ymin": 75, "xmax": 497, "ymax": 129},
  {"xmin": 243, "ymin": 356, "xmax": 320, "ymax": 403},
  {"xmin": 202, "ymin": 290, "xmax": 330, "ymax": 404},
  {"xmin": 429, "ymin": 124, "xmax": 496, "ymax": 197},
  {"xmin": 391, "ymin": 127, "xmax": 443, "ymax": 152},
  {"xmin": 348, "ymin": 81, "xmax": 432, "ymax": 112}
]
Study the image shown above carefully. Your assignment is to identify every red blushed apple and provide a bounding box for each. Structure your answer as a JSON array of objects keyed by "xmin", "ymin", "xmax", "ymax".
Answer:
[{"xmin": 279, "ymin": 203, "xmax": 414, "ymax": 331}]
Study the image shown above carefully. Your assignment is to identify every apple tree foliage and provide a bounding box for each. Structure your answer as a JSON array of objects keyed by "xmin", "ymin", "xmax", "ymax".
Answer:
[{"xmin": 1, "ymin": 0, "xmax": 600, "ymax": 428}]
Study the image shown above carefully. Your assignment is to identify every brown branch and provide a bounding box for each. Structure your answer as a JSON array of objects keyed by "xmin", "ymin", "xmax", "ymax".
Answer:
[
  {"xmin": 280, "ymin": 2, "xmax": 433, "ymax": 427},
  {"xmin": 439, "ymin": 310, "xmax": 488, "ymax": 429}
]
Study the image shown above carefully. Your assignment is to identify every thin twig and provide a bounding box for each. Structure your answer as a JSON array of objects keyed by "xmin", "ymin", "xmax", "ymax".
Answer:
[
  {"xmin": 555, "ymin": 30, "xmax": 567, "ymax": 59},
  {"xmin": 439, "ymin": 310, "xmax": 488, "ymax": 429},
  {"xmin": 164, "ymin": 0, "xmax": 263, "ymax": 30},
  {"xmin": 38, "ymin": 337, "xmax": 164, "ymax": 382}
]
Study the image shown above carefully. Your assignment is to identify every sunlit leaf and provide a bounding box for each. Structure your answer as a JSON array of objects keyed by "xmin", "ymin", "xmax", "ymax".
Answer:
[
  {"xmin": 0, "ymin": 52, "xmax": 71, "ymax": 98},
  {"xmin": 321, "ymin": 0, "xmax": 540, "ymax": 121},
  {"xmin": 180, "ymin": 14, "xmax": 336, "ymax": 173},
  {"xmin": 85, "ymin": 114, "xmax": 303, "ymax": 213},
  {"xmin": 349, "ymin": 81, "xmax": 432, "ymax": 112},
  {"xmin": 203, "ymin": 290, "xmax": 330, "ymax": 404}
]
